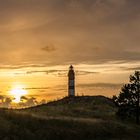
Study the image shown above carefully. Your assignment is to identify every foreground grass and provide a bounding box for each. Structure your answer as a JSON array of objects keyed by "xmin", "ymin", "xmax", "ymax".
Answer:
[
  {"xmin": 0, "ymin": 96, "xmax": 140, "ymax": 140},
  {"xmin": 0, "ymin": 109, "xmax": 140, "ymax": 140}
]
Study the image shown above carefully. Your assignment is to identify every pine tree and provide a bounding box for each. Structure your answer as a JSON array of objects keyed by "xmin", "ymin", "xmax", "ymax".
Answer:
[{"xmin": 113, "ymin": 71, "xmax": 140, "ymax": 124}]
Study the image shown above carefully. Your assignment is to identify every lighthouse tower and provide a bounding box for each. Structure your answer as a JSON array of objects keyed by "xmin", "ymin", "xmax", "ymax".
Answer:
[{"xmin": 68, "ymin": 65, "xmax": 75, "ymax": 97}]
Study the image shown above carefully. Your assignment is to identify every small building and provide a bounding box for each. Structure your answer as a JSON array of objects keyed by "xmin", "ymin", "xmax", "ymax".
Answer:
[{"xmin": 68, "ymin": 65, "xmax": 75, "ymax": 97}]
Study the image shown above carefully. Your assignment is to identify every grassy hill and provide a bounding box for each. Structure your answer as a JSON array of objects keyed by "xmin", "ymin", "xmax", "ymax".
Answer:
[
  {"xmin": 21, "ymin": 96, "xmax": 116, "ymax": 119},
  {"xmin": 0, "ymin": 96, "xmax": 140, "ymax": 140}
]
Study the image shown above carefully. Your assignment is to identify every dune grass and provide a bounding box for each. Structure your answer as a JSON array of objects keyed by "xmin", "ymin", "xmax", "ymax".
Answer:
[
  {"xmin": 22, "ymin": 96, "xmax": 117, "ymax": 119},
  {"xmin": 0, "ymin": 96, "xmax": 140, "ymax": 140}
]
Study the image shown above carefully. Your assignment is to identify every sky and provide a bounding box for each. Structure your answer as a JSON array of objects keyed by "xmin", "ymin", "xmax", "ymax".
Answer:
[{"xmin": 0, "ymin": 0, "xmax": 140, "ymax": 107}]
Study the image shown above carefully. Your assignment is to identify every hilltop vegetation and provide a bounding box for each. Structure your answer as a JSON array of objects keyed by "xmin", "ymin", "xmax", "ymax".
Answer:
[
  {"xmin": 0, "ymin": 96, "xmax": 140, "ymax": 140},
  {"xmin": 22, "ymin": 96, "xmax": 116, "ymax": 119}
]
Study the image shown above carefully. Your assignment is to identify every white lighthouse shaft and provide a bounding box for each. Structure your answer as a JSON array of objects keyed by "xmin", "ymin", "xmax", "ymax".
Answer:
[
  {"xmin": 68, "ymin": 79, "xmax": 75, "ymax": 96},
  {"xmin": 68, "ymin": 65, "xmax": 75, "ymax": 97}
]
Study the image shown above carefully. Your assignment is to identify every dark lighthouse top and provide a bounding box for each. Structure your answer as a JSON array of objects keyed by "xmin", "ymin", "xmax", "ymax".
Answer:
[{"xmin": 68, "ymin": 65, "xmax": 75, "ymax": 80}]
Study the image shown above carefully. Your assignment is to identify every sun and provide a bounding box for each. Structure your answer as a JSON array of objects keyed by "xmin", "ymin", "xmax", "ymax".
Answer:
[{"xmin": 9, "ymin": 85, "xmax": 28, "ymax": 103}]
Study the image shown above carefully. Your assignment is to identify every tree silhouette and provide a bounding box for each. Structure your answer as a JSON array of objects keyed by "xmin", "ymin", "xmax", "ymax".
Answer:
[{"xmin": 113, "ymin": 71, "xmax": 140, "ymax": 124}]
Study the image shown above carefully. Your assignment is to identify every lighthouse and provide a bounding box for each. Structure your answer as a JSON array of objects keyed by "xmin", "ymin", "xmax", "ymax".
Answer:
[{"xmin": 68, "ymin": 65, "xmax": 75, "ymax": 97}]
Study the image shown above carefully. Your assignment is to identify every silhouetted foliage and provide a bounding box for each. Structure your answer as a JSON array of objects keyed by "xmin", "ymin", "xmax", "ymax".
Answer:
[{"xmin": 113, "ymin": 71, "xmax": 140, "ymax": 124}]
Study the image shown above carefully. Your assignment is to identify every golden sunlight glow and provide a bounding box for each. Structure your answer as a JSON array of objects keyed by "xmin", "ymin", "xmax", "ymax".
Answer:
[{"xmin": 9, "ymin": 85, "xmax": 28, "ymax": 103}]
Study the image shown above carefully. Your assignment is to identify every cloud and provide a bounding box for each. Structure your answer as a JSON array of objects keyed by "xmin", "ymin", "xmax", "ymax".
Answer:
[
  {"xmin": 77, "ymin": 83, "xmax": 123, "ymax": 89},
  {"xmin": 120, "ymin": 66, "xmax": 140, "ymax": 71},
  {"xmin": 76, "ymin": 70, "xmax": 99, "ymax": 75},
  {"xmin": 25, "ymin": 87, "xmax": 49, "ymax": 90},
  {"xmin": 26, "ymin": 70, "xmax": 67, "ymax": 76},
  {"xmin": 26, "ymin": 69, "xmax": 98, "ymax": 76},
  {"xmin": 128, "ymin": 67, "xmax": 140, "ymax": 71},
  {"xmin": 0, "ymin": 64, "xmax": 48, "ymax": 70},
  {"xmin": 41, "ymin": 44, "xmax": 56, "ymax": 52},
  {"xmin": 0, "ymin": 0, "xmax": 139, "ymax": 102},
  {"xmin": 0, "ymin": 0, "xmax": 139, "ymax": 66}
]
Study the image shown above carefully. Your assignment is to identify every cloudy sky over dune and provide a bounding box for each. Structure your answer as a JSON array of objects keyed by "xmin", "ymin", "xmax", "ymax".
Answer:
[{"xmin": 0, "ymin": 0, "xmax": 140, "ymax": 107}]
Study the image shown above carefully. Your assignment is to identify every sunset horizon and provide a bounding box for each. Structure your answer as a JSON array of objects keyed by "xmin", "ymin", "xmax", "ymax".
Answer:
[
  {"xmin": 0, "ymin": 63, "xmax": 135, "ymax": 108},
  {"xmin": 0, "ymin": 0, "xmax": 140, "ymax": 108}
]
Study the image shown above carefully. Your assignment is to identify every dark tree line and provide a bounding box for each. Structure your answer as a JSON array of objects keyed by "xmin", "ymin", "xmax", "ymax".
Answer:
[{"xmin": 113, "ymin": 71, "xmax": 140, "ymax": 124}]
